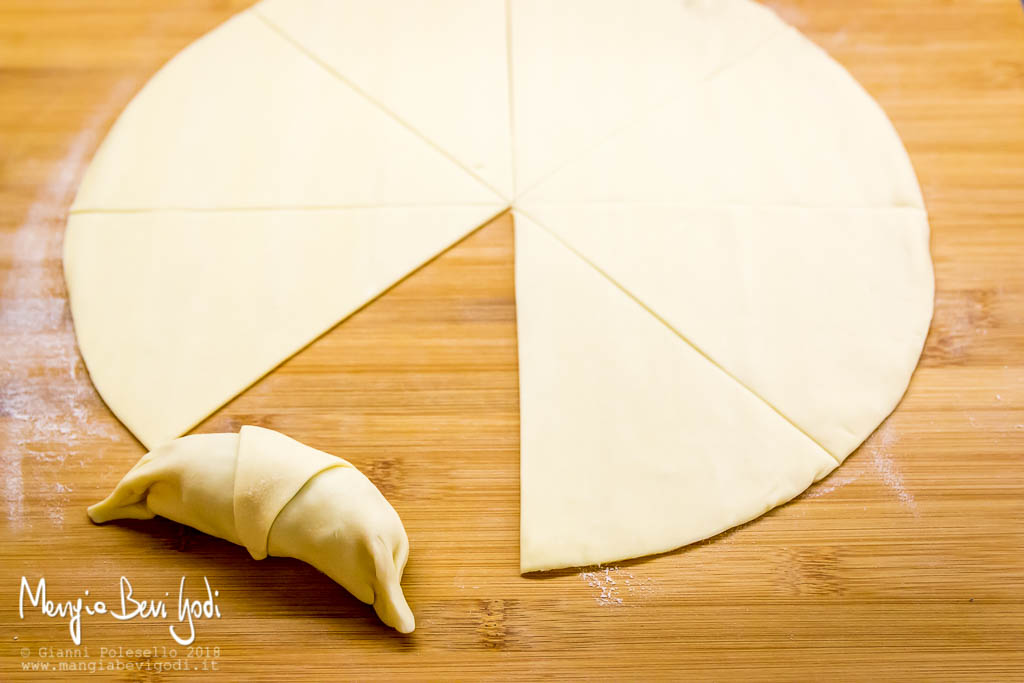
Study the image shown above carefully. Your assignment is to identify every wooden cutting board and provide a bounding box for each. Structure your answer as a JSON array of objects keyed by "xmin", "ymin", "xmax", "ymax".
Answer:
[{"xmin": 2, "ymin": 1, "xmax": 1022, "ymax": 679}]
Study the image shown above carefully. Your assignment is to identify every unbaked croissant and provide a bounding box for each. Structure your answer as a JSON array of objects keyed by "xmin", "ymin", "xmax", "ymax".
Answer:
[{"xmin": 87, "ymin": 426, "xmax": 414, "ymax": 633}]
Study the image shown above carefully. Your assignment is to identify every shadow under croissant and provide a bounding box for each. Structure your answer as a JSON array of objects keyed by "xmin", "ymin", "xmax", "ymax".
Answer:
[{"xmin": 100, "ymin": 516, "xmax": 421, "ymax": 648}]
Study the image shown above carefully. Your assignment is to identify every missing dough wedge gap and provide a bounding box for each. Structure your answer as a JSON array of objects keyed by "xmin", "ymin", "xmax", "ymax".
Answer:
[{"xmin": 64, "ymin": 205, "xmax": 506, "ymax": 448}]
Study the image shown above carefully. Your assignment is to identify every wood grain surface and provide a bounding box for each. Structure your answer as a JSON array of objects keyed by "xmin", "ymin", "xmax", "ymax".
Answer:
[{"xmin": 2, "ymin": 1, "xmax": 1023, "ymax": 680}]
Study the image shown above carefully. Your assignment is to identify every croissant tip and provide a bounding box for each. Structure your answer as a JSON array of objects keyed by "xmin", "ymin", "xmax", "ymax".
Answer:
[
  {"xmin": 373, "ymin": 581, "xmax": 416, "ymax": 634},
  {"xmin": 86, "ymin": 502, "xmax": 108, "ymax": 524}
]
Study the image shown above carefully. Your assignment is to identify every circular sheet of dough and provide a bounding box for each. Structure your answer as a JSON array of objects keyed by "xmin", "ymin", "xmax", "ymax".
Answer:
[{"xmin": 63, "ymin": 0, "xmax": 933, "ymax": 572}]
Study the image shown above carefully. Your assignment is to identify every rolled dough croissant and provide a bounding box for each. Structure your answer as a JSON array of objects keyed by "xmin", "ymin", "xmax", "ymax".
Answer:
[{"xmin": 87, "ymin": 426, "xmax": 414, "ymax": 633}]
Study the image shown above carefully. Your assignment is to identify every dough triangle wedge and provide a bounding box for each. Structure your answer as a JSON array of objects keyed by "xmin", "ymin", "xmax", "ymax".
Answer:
[
  {"xmin": 71, "ymin": 10, "xmax": 502, "ymax": 212},
  {"xmin": 509, "ymin": 0, "xmax": 785, "ymax": 194},
  {"xmin": 255, "ymin": 0, "xmax": 514, "ymax": 200},
  {"xmin": 520, "ymin": 24, "xmax": 924, "ymax": 209},
  {"xmin": 514, "ymin": 213, "xmax": 837, "ymax": 572},
  {"xmin": 519, "ymin": 204, "xmax": 934, "ymax": 461},
  {"xmin": 63, "ymin": 205, "xmax": 504, "ymax": 449}
]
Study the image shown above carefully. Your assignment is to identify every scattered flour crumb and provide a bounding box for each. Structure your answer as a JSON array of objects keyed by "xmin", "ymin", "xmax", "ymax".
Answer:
[
  {"xmin": 623, "ymin": 574, "xmax": 656, "ymax": 597},
  {"xmin": 452, "ymin": 570, "xmax": 479, "ymax": 590},
  {"xmin": 579, "ymin": 566, "xmax": 624, "ymax": 606},
  {"xmin": 578, "ymin": 566, "xmax": 657, "ymax": 605},
  {"xmin": 868, "ymin": 423, "xmax": 918, "ymax": 516},
  {"xmin": 0, "ymin": 82, "xmax": 134, "ymax": 529},
  {"xmin": 805, "ymin": 467, "xmax": 861, "ymax": 499}
]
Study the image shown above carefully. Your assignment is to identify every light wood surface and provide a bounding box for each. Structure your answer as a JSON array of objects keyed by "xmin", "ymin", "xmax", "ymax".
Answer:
[{"xmin": 2, "ymin": 1, "xmax": 1023, "ymax": 679}]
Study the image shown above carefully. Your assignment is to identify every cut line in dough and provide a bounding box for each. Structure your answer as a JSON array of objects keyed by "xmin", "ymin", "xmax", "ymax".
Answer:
[
  {"xmin": 515, "ymin": 206, "xmax": 840, "ymax": 461},
  {"xmin": 504, "ymin": 0, "xmax": 519, "ymax": 198},
  {"xmin": 254, "ymin": 0, "xmax": 514, "ymax": 201},
  {"xmin": 64, "ymin": 204, "xmax": 505, "ymax": 448},
  {"xmin": 518, "ymin": 203, "xmax": 933, "ymax": 461},
  {"xmin": 509, "ymin": 0, "xmax": 788, "ymax": 195},
  {"xmin": 515, "ymin": 213, "xmax": 837, "ymax": 572},
  {"xmin": 519, "ymin": 22, "xmax": 923, "ymax": 209},
  {"xmin": 64, "ymin": 0, "xmax": 933, "ymax": 573},
  {"xmin": 72, "ymin": 11, "xmax": 504, "ymax": 212}
]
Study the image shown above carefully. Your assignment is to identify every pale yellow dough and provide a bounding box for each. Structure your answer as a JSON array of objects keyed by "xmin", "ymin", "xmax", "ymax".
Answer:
[
  {"xmin": 514, "ymin": 215, "xmax": 838, "ymax": 571},
  {"xmin": 67, "ymin": 0, "xmax": 934, "ymax": 574},
  {"xmin": 63, "ymin": 206, "xmax": 502, "ymax": 449},
  {"xmin": 88, "ymin": 426, "xmax": 415, "ymax": 633}
]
